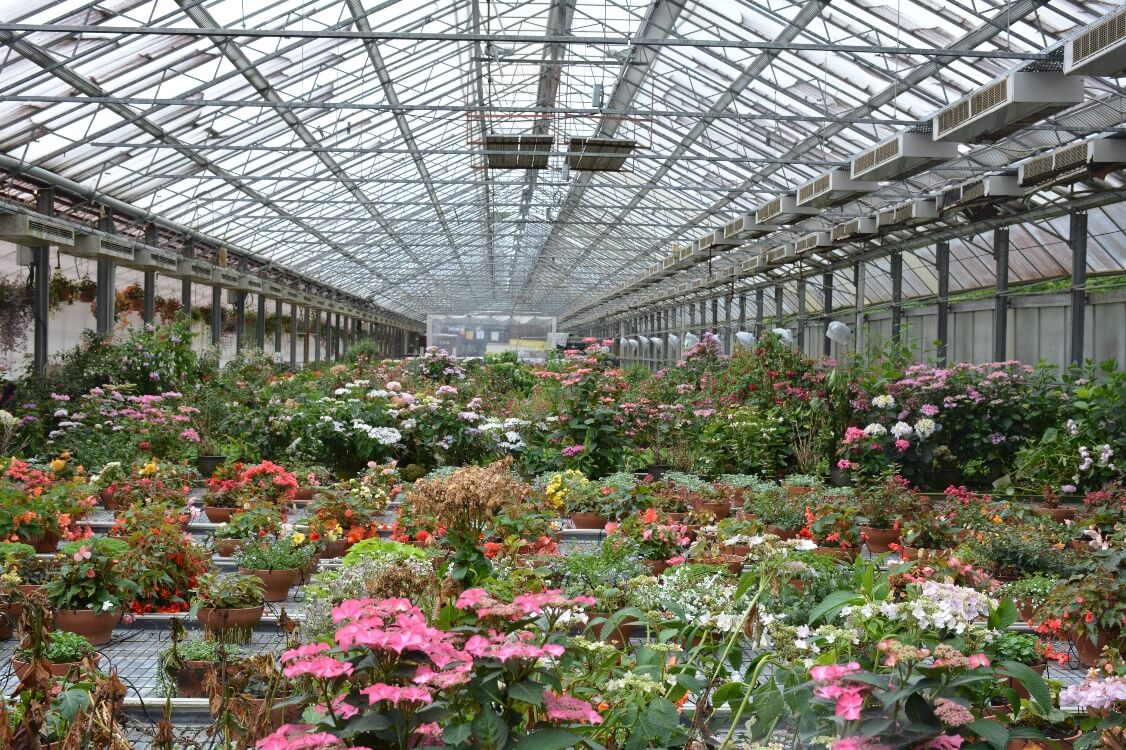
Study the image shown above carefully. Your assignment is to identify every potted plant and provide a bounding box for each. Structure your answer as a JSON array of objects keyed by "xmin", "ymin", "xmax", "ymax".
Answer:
[
  {"xmin": 0, "ymin": 570, "xmax": 21, "ymax": 640},
  {"xmin": 1035, "ymin": 565, "xmax": 1124, "ymax": 667},
  {"xmin": 13, "ymin": 629, "xmax": 98, "ymax": 679},
  {"xmin": 106, "ymin": 505, "xmax": 210, "ymax": 615},
  {"xmin": 856, "ymin": 470, "xmax": 917, "ymax": 553},
  {"xmin": 191, "ymin": 571, "xmax": 266, "ymax": 634},
  {"xmin": 114, "ymin": 283, "xmax": 145, "ymax": 313},
  {"xmin": 75, "ymin": 276, "xmax": 97, "ymax": 303},
  {"xmin": 997, "ymin": 575, "xmax": 1061, "ymax": 622},
  {"xmin": 48, "ymin": 270, "xmax": 76, "ymax": 310},
  {"xmin": 603, "ymin": 508, "xmax": 688, "ymax": 575},
  {"xmin": 305, "ymin": 481, "xmax": 389, "ymax": 555},
  {"xmin": 987, "ymin": 631, "xmax": 1048, "ymax": 699},
  {"xmin": 802, "ymin": 500, "xmax": 862, "ymax": 560},
  {"xmin": 43, "ymin": 537, "xmax": 136, "ymax": 645},
  {"xmin": 544, "ymin": 470, "xmax": 600, "ymax": 528},
  {"xmin": 210, "ymin": 505, "xmax": 284, "ymax": 557},
  {"xmin": 964, "ymin": 522, "xmax": 1073, "ymax": 581},
  {"xmin": 235, "ymin": 537, "xmax": 312, "ymax": 602},
  {"xmin": 781, "ymin": 473, "xmax": 820, "ymax": 498},
  {"xmin": 0, "ymin": 277, "xmax": 33, "ymax": 353},
  {"xmin": 3, "ymin": 542, "xmax": 58, "ymax": 597},
  {"xmin": 898, "ymin": 507, "xmax": 959, "ymax": 559},
  {"xmin": 157, "ymin": 635, "xmax": 244, "ymax": 698}
]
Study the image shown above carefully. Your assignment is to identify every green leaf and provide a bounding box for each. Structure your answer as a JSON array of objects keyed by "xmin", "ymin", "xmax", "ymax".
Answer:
[
  {"xmin": 443, "ymin": 722, "xmax": 473, "ymax": 746},
  {"xmin": 337, "ymin": 712, "xmax": 390, "ymax": 737},
  {"xmin": 511, "ymin": 729, "xmax": 589, "ymax": 750},
  {"xmin": 748, "ymin": 689, "xmax": 785, "ymax": 741},
  {"xmin": 1000, "ymin": 660, "xmax": 1053, "ymax": 714},
  {"xmin": 508, "ymin": 681, "xmax": 546, "ymax": 707},
  {"xmin": 809, "ymin": 590, "xmax": 860, "ymax": 624},
  {"xmin": 472, "ymin": 709, "xmax": 509, "ymax": 750},
  {"xmin": 989, "ymin": 598, "xmax": 1018, "ymax": 631},
  {"xmin": 966, "ymin": 719, "xmax": 1010, "ymax": 750}
]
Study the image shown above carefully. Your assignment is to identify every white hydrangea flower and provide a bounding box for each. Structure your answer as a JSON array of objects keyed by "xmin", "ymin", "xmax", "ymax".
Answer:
[
  {"xmin": 862, "ymin": 422, "xmax": 887, "ymax": 437},
  {"xmin": 914, "ymin": 418, "xmax": 937, "ymax": 439},
  {"xmin": 890, "ymin": 421, "xmax": 913, "ymax": 439},
  {"xmin": 872, "ymin": 394, "xmax": 896, "ymax": 409}
]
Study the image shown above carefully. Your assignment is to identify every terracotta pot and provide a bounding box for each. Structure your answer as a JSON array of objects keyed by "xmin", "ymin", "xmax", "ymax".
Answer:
[
  {"xmin": 860, "ymin": 526, "xmax": 900, "ymax": 554},
  {"xmin": 570, "ymin": 512, "xmax": 608, "ymax": 530},
  {"xmin": 697, "ymin": 556, "xmax": 743, "ymax": 575},
  {"xmin": 30, "ymin": 531, "xmax": 60, "ymax": 554},
  {"xmin": 212, "ymin": 538, "xmax": 244, "ymax": 557},
  {"xmin": 203, "ymin": 506, "xmax": 237, "ymax": 524},
  {"xmin": 236, "ymin": 696, "xmax": 300, "ymax": 728},
  {"xmin": 1033, "ymin": 506, "xmax": 1077, "ymax": 523},
  {"xmin": 53, "ymin": 609, "xmax": 118, "ymax": 646},
  {"xmin": 299, "ymin": 557, "xmax": 318, "ymax": 585},
  {"xmin": 176, "ymin": 660, "xmax": 215, "ymax": 698},
  {"xmin": 765, "ymin": 525, "xmax": 798, "ymax": 541},
  {"xmin": 294, "ymin": 488, "xmax": 316, "ymax": 501},
  {"xmin": 196, "ymin": 605, "xmax": 264, "ymax": 632},
  {"xmin": 17, "ymin": 584, "xmax": 45, "ymax": 599},
  {"xmin": 666, "ymin": 512, "xmax": 687, "ymax": 523},
  {"xmin": 1007, "ymin": 731, "xmax": 1082, "ymax": 750},
  {"xmin": 13, "ymin": 654, "xmax": 100, "ymax": 680},
  {"xmin": 240, "ymin": 568, "xmax": 299, "ymax": 602},
  {"xmin": 320, "ymin": 539, "xmax": 350, "ymax": 558},
  {"xmin": 725, "ymin": 544, "xmax": 751, "ymax": 557},
  {"xmin": 99, "ymin": 487, "xmax": 125, "ymax": 510},
  {"xmin": 899, "ymin": 545, "xmax": 920, "ymax": 561},
  {"xmin": 1015, "ymin": 599, "xmax": 1039, "ymax": 622},
  {"xmin": 1073, "ymin": 629, "xmax": 1121, "ymax": 668},
  {"xmin": 645, "ymin": 559, "xmax": 669, "ymax": 576},
  {"xmin": 734, "ymin": 511, "xmax": 756, "ymax": 522},
  {"xmin": 787, "ymin": 578, "xmax": 805, "ymax": 592},
  {"xmin": 785, "ymin": 486, "xmax": 814, "ymax": 498},
  {"xmin": 814, "ymin": 547, "xmax": 858, "ymax": 562},
  {"xmin": 694, "ymin": 501, "xmax": 730, "ymax": 520},
  {"xmin": 78, "ymin": 289, "xmax": 96, "ymax": 303},
  {"xmin": 587, "ymin": 613, "xmax": 642, "ymax": 647},
  {"xmin": 0, "ymin": 601, "xmax": 23, "ymax": 640}
]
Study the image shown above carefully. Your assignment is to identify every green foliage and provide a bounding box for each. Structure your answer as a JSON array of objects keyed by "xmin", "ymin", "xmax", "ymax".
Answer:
[{"xmin": 16, "ymin": 629, "xmax": 95, "ymax": 663}]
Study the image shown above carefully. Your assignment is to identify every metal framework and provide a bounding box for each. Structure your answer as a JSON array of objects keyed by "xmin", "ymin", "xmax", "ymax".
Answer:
[{"xmin": 0, "ymin": 0, "xmax": 1124, "ymax": 321}]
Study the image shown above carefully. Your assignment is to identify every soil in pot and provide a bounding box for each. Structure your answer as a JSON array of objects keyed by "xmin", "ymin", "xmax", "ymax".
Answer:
[
  {"xmin": 203, "ymin": 506, "xmax": 238, "ymax": 524},
  {"xmin": 54, "ymin": 609, "xmax": 118, "ymax": 646},
  {"xmin": 861, "ymin": 527, "xmax": 900, "ymax": 554},
  {"xmin": 240, "ymin": 568, "xmax": 299, "ymax": 602},
  {"xmin": 570, "ymin": 512, "xmax": 608, "ymax": 530},
  {"xmin": 196, "ymin": 606, "xmax": 264, "ymax": 633}
]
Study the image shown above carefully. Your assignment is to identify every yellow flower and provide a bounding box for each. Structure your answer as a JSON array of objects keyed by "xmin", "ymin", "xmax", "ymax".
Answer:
[
  {"xmin": 140, "ymin": 461, "xmax": 158, "ymax": 476},
  {"xmin": 291, "ymin": 532, "xmax": 306, "ymax": 546},
  {"xmin": 49, "ymin": 458, "xmax": 66, "ymax": 472}
]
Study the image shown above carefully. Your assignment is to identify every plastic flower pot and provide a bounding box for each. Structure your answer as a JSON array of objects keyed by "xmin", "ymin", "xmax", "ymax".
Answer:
[
  {"xmin": 570, "ymin": 512, "xmax": 608, "ymax": 530},
  {"xmin": 196, "ymin": 456, "xmax": 225, "ymax": 478},
  {"xmin": 13, "ymin": 654, "xmax": 99, "ymax": 680},
  {"xmin": 203, "ymin": 506, "xmax": 237, "ymax": 524},
  {"xmin": 54, "ymin": 609, "xmax": 119, "ymax": 646},
  {"xmin": 814, "ymin": 547, "xmax": 858, "ymax": 562},
  {"xmin": 196, "ymin": 605, "xmax": 264, "ymax": 632},
  {"xmin": 860, "ymin": 526, "xmax": 900, "ymax": 553},
  {"xmin": 239, "ymin": 568, "xmax": 298, "ymax": 602}
]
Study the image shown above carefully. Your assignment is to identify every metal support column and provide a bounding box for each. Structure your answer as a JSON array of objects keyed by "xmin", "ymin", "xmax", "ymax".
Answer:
[
  {"xmin": 855, "ymin": 261, "xmax": 866, "ymax": 356},
  {"xmin": 234, "ymin": 261, "xmax": 246, "ymax": 352},
  {"xmin": 289, "ymin": 304, "xmax": 298, "ymax": 369},
  {"xmin": 143, "ymin": 224, "xmax": 158, "ymax": 325},
  {"xmin": 256, "ymin": 289, "xmax": 266, "ymax": 349},
  {"xmin": 796, "ymin": 278, "xmax": 807, "ymax": 352},
  {"xmin": 822, "ymin": 271, "xmax": 833, "ymax": 357},
  {"xmin": 890, "ymin": 252, "xmax": 903, "ymax": 347},
  {"xmin": 274, "ymin": 298, "xmax": 283, "ymax": 356},
  {"xmin": 338, "ymin": 314, "xmax": 345, "ymax": 359},
  {"xmin": 993, "ymin": 227, "xmax": 1009, "ymax": 362},
  {"xmin": 737, "ymin": 292, "xmax": 747, "ymax": 332},
  {"xmin": 774, "ymin": 285, "xmax": 784, "ymax": 329},
  {"xmin": 95, "ymin": 209, "xmax": 116, "ymax": 336},
  {"xmin": 210, "ymin": 285, "xmax": 222, "ymax": 347},
  {"xmin": 699, "ymin": 300, "xmax": 707, "ymax": 336},
  {"xmin": 180, "ymin": 243, "xmax": 193, "ymax": 315},
  {"xmin": 31, "ymin": 188, "xmax": 53, "ymax": 376},
  {"xmin": 302, "ymin": 306, "xmax": 311, "ymax": 364},
  {"xmin": 936, "ymin": 241, "xmax": 950, "ymax": 366},
  {"xmin": 755, "ymin": 288, "xmax": 764, "ymax": 336},
  {"xmin": 1069, "ymin": 212, "xmax": 1088, "ymax": 365},
  {"xmin": 314, "ymin": 309, "xmax": 323, "ymax": 362},
  {"xmin": 724, "ymin": 294, "xmax": 733, "ymax": 353}
]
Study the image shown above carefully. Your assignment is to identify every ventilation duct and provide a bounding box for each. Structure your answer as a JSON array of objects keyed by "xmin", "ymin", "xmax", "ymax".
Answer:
[
  {"xmin": 932, "ymin": 72, "xmax": 1085, "ymax": 144},
  {"xmin": 850, "ymin": 133, "xmax": 958, "ymax": 181},
  {"xmin": 831, "ymin": 216, "xmax": 879, "ymax": 242},
  {"xmin": 755, "ymin": 193, "xmax": 819, "ymax": 225},
  {"xmin": 0, "ymin": 215, "xmax": 76, "ymax": 247},
  {"xmin": 794, "ymin": 231, "xmax": 832, "ymax": 256},
  {"xmin": 762, "ymin": 243, "xmax": 797, "ymax": 268},
  {"xmin": 796, "ymin": 169, "xmax": 879, "ymax": 208},
  {"xmin": 211, "ymin": 267, "xmax": 242, "ymax": 289},
  {"xmin": 877, "ymin": 198, "xmax": 939, "ymax": 229},
  {"xmin": 132, "ymin": 245, "xmax": 181, "ymax": 274},
  {"xmin": 178, "ymin": 258, "xmax": 214, "ymax": 282},
  {"xmin": 72, "ymin": 233, "xmax": 135, "ymax": 262},
  {"xmin": 1017, "ymin": 137, "xmax": 1126, "ymax": 189},
  {"xmin": 1064, "ymin": 7, "xmax": 1126, "ymax": 75},
  {"xmin": 941, "ymin": 174, "xmax": 1021, "ymax": 215}
]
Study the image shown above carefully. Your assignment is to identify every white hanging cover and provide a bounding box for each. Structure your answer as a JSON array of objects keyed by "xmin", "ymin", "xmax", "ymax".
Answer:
[
  {"xmin": 826, "ymin": 320, "xmax": 853, "ymax": 346},
  {"xmin": 652, "ymin": 337, "xmax": 664, "ymax": 352},
  {"xmin": 618, "ymin": 337, "xmax": 629, "ymax": 353},
  {"xmin": 637, "ymin": 335, "xmax": 651, "ymax": 347},
  {"xmin": 667, "ymin": 333, "xmax": 679, "ymax": 351},
  {"xmin": 683, "ymin": 333, "xmax": 700, "ymax": 352},
  {"xmin": 628, "ymin": 338, "xmax": 640, "ymax": 353},
  {"xmin": 734, "ymin": 331, "xmax": 756, "ymax": 349},
  {"xmin": 771, "ymin": 327, "xmax": 795, "ymax": 345}
]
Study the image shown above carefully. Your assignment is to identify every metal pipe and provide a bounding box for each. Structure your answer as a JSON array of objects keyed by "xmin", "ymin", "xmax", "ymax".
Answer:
[
  {"xmin": 936, "ymin": 241, "xmax": 950, "ymax": 365},
  {"xmin": 1070, "ymin": 213, "xmax": 1088, "ymax": 365},
  {"xmin": 993, "ymin": 228, "xmax": 1009, "ymax": 362}
]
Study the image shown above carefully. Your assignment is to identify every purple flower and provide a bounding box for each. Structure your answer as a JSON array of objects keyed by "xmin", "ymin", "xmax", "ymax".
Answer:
[
  {"xmin": 561, "ymin": 445, "xmax": 585, "ymax": 457},
  {"xmin": 1061, "ymin": 484, "xmax": 1077, "ymax": 494},
  {"xmin": 920, "ymin": 404, "xmax": 939, "ymax": 417},
  {"xmin": 988, "ymin": 433, "xmax": 1006, "ymax": 445}
]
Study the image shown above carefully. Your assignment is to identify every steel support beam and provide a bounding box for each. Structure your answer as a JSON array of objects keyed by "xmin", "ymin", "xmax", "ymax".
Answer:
[
  {"xmin": 256, "ymin": 291, "xmax": 266, "ymax": 349},
  {"xmin": 993, "ymin": 228, "xmax": 1009, "ymax": 362},
  {"xmin": 211, "ymin": 287, "xmax": 222, "ymax": 347},
  {"xmin": 289, "ymin": 304, "xmax": 298, "ymax": 369},
  {"xmin": 754, "ymin": 288, "xmax": 764, "ymax": 337},
  {"xmin": 890, "ymin": 252, "xmax": 903, "ymax": 347},
  {"xmin": 822, "ymin": 271, "xmax": 833, "ymax": 357},
  {"xmin": 1069, "ymin": 212, "xmax": 1088, "ymax": 365},
  {"xmin": 95, "ymin": 209, "xmax": 116, "ymax": 336},
  {"xmin": 796, "ymin": 279, "xmax": 807, "ymax": 352},
  {"xmin": 30, "ymin": 188, "xmax": 52, "ymax": 376},
  {"xmin": 181, "ymin": 243, "xmax": 193, "ymax": 315},
  {"xmin": 855, "ymin": 261, "xmax": 866, "ymax": 356},
  {"xmin": 936, "ymin": 242, "xmax": 950, "ymax": 366},
  {"xmin": 143, "ymin": 224, "xmax": 158, "ymax": 325}
]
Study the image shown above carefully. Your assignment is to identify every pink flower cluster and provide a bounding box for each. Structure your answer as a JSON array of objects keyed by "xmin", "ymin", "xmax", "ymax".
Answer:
[
  {"xmin": 811, "ymin": 663, "xmax": 865, "ymax": 720},
  {"xmin": 257, "ymin": 724, "xmax": 372, "ymax": 750},
  {"xmin": 455, "ymin": 588, "xmax": 595, "ymax": 620},
  {"xmin": 543, "ymin": 690, "xmax": 603, "ymax": 725},
  {"xmin": 281, "ymin": 642, "xmax": 354, "ymax": 680}
]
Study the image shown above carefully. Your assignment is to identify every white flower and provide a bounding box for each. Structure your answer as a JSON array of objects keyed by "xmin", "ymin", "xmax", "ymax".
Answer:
[
  {"xmin": 101, "ymin": 601, "xmax": 115, "ymax": 612},
  {"xmin": 401, "ymin": 418, "xmax": 417, "ymax": 431},
  {"xmin": 367, "ymin": 389, "xmax": 390, "ymax": 399},
  {"xmin": 0, "ymin": 410, "xmax": 15, "ymax": 428},
  {"xmin": 862, "ymin": 422, "xmax": 887, "ymax": 437},
  {"xmin": 53, "ymin": 408, "xmax": 69, "ymax": 417},
  {"xmin": 386, "ymin": 381, "xmax": 402, "ymax": 392},
  {"xmin": 872, "ymin": 394, "xmax": 896, "ymax": 409},
  {"xmin": 333, "ymin": 388, "xmax": 349, "ymax": 396},
  {"xmin": 914, "ymin": 418, "xmax": 937, "ymax": 439},
  {"xmin": 890, "ymin": 421, "xmax": 913, "ymax": 439}
]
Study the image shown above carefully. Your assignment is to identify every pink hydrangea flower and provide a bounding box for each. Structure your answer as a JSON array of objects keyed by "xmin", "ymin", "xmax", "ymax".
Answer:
[{"xmin": 543, "ymin": 691, "xmax": 603, "ymax": 725}]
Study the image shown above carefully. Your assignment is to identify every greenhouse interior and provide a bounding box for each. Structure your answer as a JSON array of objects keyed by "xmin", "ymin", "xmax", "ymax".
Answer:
[{"xmin": 0, "ymin": 0, "xmax": 1125, "ymax": 748}]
